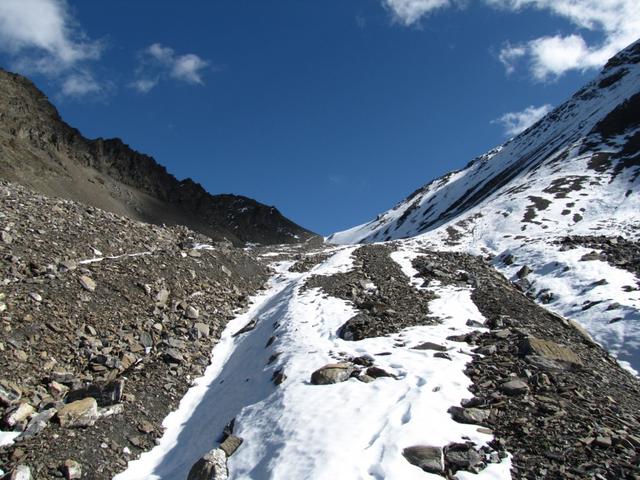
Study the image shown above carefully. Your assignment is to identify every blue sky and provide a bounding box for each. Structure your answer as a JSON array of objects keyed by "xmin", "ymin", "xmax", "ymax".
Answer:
[{"xmin": 0, "ymin": 1, "xmax": 638, "ymax": 235}]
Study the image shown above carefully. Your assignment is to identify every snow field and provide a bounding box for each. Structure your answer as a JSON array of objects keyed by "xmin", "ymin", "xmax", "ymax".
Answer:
[{"xmin": 117, "ymin": 247, "xmax": 512, "ymax": 479}]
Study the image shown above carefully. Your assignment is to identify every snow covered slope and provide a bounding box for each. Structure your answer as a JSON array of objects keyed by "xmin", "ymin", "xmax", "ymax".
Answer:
[{"xmin": 330, "ymin": 40, "xmax": 640, "ymax": 373}]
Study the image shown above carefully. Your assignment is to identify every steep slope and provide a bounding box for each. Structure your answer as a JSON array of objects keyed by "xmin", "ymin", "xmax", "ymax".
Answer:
[
  {"xmin": 330, "ymin": 40, "xmax": 640, "ymax": 372},
  {"xmin": 0, "ymin": 69, "xmax": 316, "ymax": 246}
]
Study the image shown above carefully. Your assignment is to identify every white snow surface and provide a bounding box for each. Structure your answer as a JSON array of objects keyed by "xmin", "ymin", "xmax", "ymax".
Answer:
[
  {"xmin": 329, "ymin": 41, "xmax": 640, "ymax": 373},
  {"xmin": 116, "ymin": 247, "xmax": 511, "ymax": 479},
  {"xmin": 0, "ymin": 430, "xmax": 20, "ymax": 448}
]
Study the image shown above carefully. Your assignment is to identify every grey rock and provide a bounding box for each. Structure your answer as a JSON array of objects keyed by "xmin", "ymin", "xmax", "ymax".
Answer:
[
  {"xmin": 219, "ymin": 435, "xmax": 243, "ymax": 457},
  {"xmin": 444, "ymin": 443, "xmax": 483, "ymax": 469},
  {"xmin": 500, "ymin": 379, "xmax": 530, "ymax": 396},
  {"xmin": 62, "ymin": 459, "xmax": 82, "ymax": 480},
  {"xmin": 187, "ymin": 448, "xmax": 228, "ymax": 480},
  {"xmin": 233, "ymin": 318, "xmax": 257, "ymax": 337},
  {"xmin": 10, "ymin": 464, "xmax": 31, "ymax": 480},
  {"xmin": 186, "ymin": 305, "xmax": 200, "ymax": 319},
  {"xmin": 0, "ymin": 382, "xmax": 22, "ymax": 406},
  {"xmin": 402, "ymin": 445, "xmax": 444, "ymax": 474},
  {"xmin": 18, "ymin": 408, "xmax": 57, "ymax": 440},
  {"xmin": 78, "ymin": 275, "xmax": 96, "ymax": 292},
  {"xmin": 449, "ymin": 406, "xmax": 490, "ymax": 425},
  {"xmin": 412, "ymin": 341, "xmax": 447, "ymax": 352},
  {"xmin": 310, "ymin": 363, "xmax": 354, "ymax": 385},
  {"xmin": 56, "ymin": 397, "xmax": 99, "ymax": 428},
  {"xmin": 193, "ymin": 322, "xmax": 210, "ymax": 338}
]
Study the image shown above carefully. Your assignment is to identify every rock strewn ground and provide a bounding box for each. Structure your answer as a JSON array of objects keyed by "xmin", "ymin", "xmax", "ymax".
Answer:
[
  {"xmin": 304, "ymin": 244, "xmax": 437, "ymax": 340},
  {"xmin": 0, "ymin": 181, "xmax": 269, "ymax": 479},
  {"xmin": 412, "ymin": 251, "xmax": 640, "ymax": 480}
]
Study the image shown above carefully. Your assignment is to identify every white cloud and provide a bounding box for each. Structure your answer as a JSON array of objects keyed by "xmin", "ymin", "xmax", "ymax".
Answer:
[
  {"xmin": 493, "ymin": 104, "xmax": 553, "ymax": 136},
  {"xmin": 132, "ymin": 43, "xmax": 209, "ymax": 93},
  {"xmin": 498, "ymin": 43, "xmax": 526, "ymax": 74},
  {"xmin": 383, "ymin": 0, "xmax": 453, "ymax": 25},
  {"xmin": 383, "ymin": 0, "xmax": 640, "ymax": 79},
  {"xmin": 130, "ymin": 78, "xmax": 158, "ymax": 94},
  {"xmin": 60, "ymin": 71, "xmax": 102, "ymax": 97},
  {"xmin": 0, "ymin": 0, "xmax": 104, "ymax": 97}
]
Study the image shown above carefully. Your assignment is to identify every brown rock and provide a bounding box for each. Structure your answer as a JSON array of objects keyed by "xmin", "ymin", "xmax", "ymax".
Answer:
[{"xmin": 57, "ymin": 398, "xmax": 99, "ymax": 428}]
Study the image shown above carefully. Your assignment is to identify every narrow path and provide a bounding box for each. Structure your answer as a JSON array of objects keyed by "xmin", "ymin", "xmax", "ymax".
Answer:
[{"xmin": 116, "ymin": 246, "xmax": 512, "ymax": 479}]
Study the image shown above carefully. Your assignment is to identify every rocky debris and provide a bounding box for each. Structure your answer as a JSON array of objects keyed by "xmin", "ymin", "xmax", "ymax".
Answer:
[
  {"xmin": 0, "ymin": 70, "xmax": 317, "ymax": 247},
  {"xmin": 402, "ymin": 445, "xmax": 444, "ymax": 474},
  {"xmin": 56, "ymin": 398, "xmax": 99, "ymax": 428},
  {"xmin": 305, "ymin": 244, "xmax": 436, "ymax": 340},
  {"xmin": 0, "ymin": 180, "xmax": 270, "ymax": 479},
  {"xmin": 310, "ymin": 363, "xmax": 355, "ymax": 385},
  {"xmin": 413, "ymin": 250, "xmax": 640, "ymax": 479},
  {"xmin": 558, "ymin": 235, "xmax": 640, "ymax": 284},
  {"xmin": 187, "ymin": 448, "xmax": 228, "ymax": 480},
  {"xmin": 219, "ymin": 435, "xmax": 243, "ymax": 457}
]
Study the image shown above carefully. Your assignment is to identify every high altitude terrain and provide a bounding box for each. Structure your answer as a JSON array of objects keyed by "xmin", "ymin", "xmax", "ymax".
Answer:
[
  {"xmin": 331, "ymin": 39, "xmax": 640, "ymax": 374},
  {"xmin": 0, "ymin": 40, "xmax": 639, "ymax": 480},
  {"xmin": 0, "ymin": 69, "xmax": 316, "ymax": 246}
]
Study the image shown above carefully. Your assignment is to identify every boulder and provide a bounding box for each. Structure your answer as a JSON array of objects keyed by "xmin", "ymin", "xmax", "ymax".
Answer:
[
  {"xmin": 449, "ymin": 406, "xmax": 490, "ymax": 425},
  {"xmin": 219, "ymin": 435, "xmax": 243, "ymax": 457},
  {"xmin": 500, "ymin": 379, "xmax": 530, "ymax": 396},
  {"xmin": 56, "ymin": 398, "xmax": 99, "ymax": 428},
  {"xmin": 310, "ymin": 363, "xmax": 354, "ymax": 385},
  {"xmin": 402, "ymin": 446, "xmax": 444, "ymax": 474},
  {"xmin": 520, "ymin": 336, "xmax": 582, "ymax": 367},
  {"xmin": 187, "ymin": 448, "xmax": 228, "ymax": 480}
]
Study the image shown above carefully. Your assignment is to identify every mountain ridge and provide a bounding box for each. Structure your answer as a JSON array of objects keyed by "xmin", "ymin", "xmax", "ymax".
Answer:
[
  {"xmin": 0, "ymin": 69, "xmax": 316, "ymax": 246},
  {"xmin": 330, "ymin": 39, "xmax": 640, "ymax": 373}
]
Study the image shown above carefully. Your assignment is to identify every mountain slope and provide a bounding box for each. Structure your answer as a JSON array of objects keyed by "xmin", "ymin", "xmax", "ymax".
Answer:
[
  {"xmin": 0, "ymin": 69, "xmax": 316, "ymax": 246},
  {"xmin": 330, "ymin": 40, "xmax": 640, "ymax": 373}
]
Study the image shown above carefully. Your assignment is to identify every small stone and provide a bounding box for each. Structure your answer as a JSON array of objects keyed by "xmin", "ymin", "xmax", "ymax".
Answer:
[
  {"xmin": 139, "ymin": 332, "xmax": 153, "ymax": 349},
  {"xmin": 164, "ymin": 349, "xmax": 184, "ymax": 364},
  {"xmin": 193, "ymin": 322, "xmax": 210, "ymax": 338},
  {"xmin": 500, "ymin": 379, "xmax": 530, "ymax": 396},
  {"xmin": 365, "ymin": 366, "xmax": 394, "ymax": 378},
  {"xmin": 18, "ymin": 408, "xmax": 57, "ymax": 440},
  {"xmin": 58, "ymin": 260, "xmax": 77, "ymax": 272},
  {"xmin": 28, "ymin": 292, "xmax": 42, "ymax": 302},
  {"xmin": 0, "ymin": 382, "xmax": 22, "ymax": 406},
  {"xmin": 3, "ymin": 403, "xmax": 35, "ymax": 428},
  {"xmin": 403, "ymin": 445, "xmax": 444, "ymax": 474},
  {"xmin": 444, "ymin": 443, "xmax": 483, "ymax": 469},
  {"xmin": 62, "ymin": 459, "xmax": 82, "ymax": 480},
  {"xmin": 138, "ymin": 420, "xmax": 155, "ymax": 434},
  {"xmin": 10, "ymin": 464, "xmax": 31, "ymax": 480},
  {"xmin": 155, "ymin": 288, "xmax": 170, "ymax": 305},
  {"xmin": 310, "ymin": 363, "xmax": 355, "ymax": 385},
  {"xmin": 128, "ymin": 435, "xmax": 144, "ymax": 448},
  {"xmin": 14, "ymin": 350, "xmax": 28, "ymax": 362},
  {"xmin": 187, "ymin": 448, "xmax": 228, "ymax": 480},
  {"xmin": 57, "ymin": 398, "xmax": 99, "ymax": 428},
  {"xmin": 233, "ymin": 318, "xmax": 257, "ymax": 336},
  {"xmin": 412, "ymin": 342, "xmax": 447, "ymax": 352},
  {"xmin": 219, "ymin": 435, "xmax": 243, "ymax": 457},
  {"xmin": 516, "ymin": 265, "xmax": 532, "ymax": 279},
  {"xmin": 594, "ymin": 436, "xmax": 612, "ymax": 448},
  {"xmin": 78, "ymin": 275, "xmax": 96, "ymax": 292},
  {"xmin": 1, "ymin": 231, "xmax": 13, "ymax": 244},
  {"xmin": 448, "ymin": 406, "xmax": 490, "ymax": 425},
  {"xmin": 186, "ymin": 306, "xmax": 200, "ymax": 319},
  {"xmin": 434, "ymin": 352, "xmax": 452, "ymax": 360}
]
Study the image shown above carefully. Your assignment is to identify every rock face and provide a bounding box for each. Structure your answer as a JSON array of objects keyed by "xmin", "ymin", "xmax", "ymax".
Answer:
[{"xmin": 0, "ymin": 69, "xmax": 316, "ymax": 246}]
